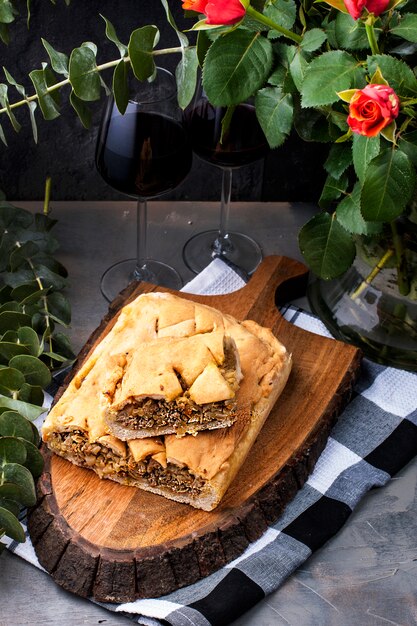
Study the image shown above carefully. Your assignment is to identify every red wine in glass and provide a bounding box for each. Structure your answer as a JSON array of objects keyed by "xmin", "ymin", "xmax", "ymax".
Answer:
[
  {"xmin": 95, "ymin": 67, "xmax": 192, "ymax": 302},
  {"xmin": 183, "ymin": 97, "xmax": 269, "ymax": 274},
  {"xmin": 96, "ymin": 111, "xmax": 191, "ymax": 198}
]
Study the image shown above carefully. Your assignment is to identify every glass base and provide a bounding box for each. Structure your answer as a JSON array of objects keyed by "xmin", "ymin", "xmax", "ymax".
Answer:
[
  {"xmin": 100, "ymin": 258, "xmax": 183, "ymax": 302},
  {"xmin": 182, "ymin": 230, "xmax": 262, "ymax": 275},
  {"xmin": 308, "ymin": 264, "xmax": 417, "ymax": 372}
]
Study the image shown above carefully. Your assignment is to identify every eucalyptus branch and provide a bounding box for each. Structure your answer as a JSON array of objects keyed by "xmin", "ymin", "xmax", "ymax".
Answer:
[
  {"xmin": 350, "ymin": 248, "xmax": 394, "ymax": 300},
  {"xmin": 0, "ymin": 46, "xmax": 184, "ymax": 118}
]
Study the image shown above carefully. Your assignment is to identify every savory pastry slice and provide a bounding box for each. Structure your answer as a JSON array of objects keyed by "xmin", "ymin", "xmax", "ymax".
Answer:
[
  {"xmin": 103, "ymin": 331, "xmax": 242, "ymax": 439},
  {"xmin": 42, "ymin": 292, "xmax": 292, "ymax": 510}
]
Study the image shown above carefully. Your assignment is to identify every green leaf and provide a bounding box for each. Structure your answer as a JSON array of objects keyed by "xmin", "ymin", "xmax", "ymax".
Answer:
[
  {"xmin": 1, "ymin": 462, "xmax": 36, "ymax": 506},
  {"xmin": 69, "ymin": 89, "xmax": 92, "ymax": 129},
  {"xmin": 0, "ymin": 437, "xmax": 27, "ymax": 465},
  {"xmin": 0, "ymin": 506, "xmax": 25, "ymax": 542},
  {"xmin": 160, "ymin": 0, "xmax": 189, "ymax": 48},
  {"xmin": 399, "ymin": 130, "xmax": 417, "ymax": 167},
  {"xmin": 264, "ymin": 0, "xmax": 297, "ymax": 36},
  {"xmin": 0, "ymin": 367, "xmax": 26, "ymax": 395},
  {"xmin": 203, "ymin": 30, "xmax": 273, "ymax": 106},
  {"xmin": 319, "ymin": 172, "xmax": 349, "ymax": 209},
  {"xmin": 176, "ymin": 46, "xmax": 199, "ymax": 109},
  {"xmin": 19, "ymin": 439, "xmax": 43, "ymax": 477},
  {"xmin": 361, "ymin": 148, "xmax": 416, "ymax": 221},
  {"xmin": 334, "ymin": 12, "xmax": 369, "ymax": 50},
  {"xmin": 9, "ymin": 355, "xmax": 51, "ymax": 387},
  {"xmin": 298, "ymin": 212, "xmax": 356, "ymax": 279},
  {"xmin": 0, "ymin": 203, "xmax": 32, "ymax": 229},
  {"xmin": 352, "ymin": 134, "xmax": 380, "ymax": 184},
  {"xmin": 0, "ymin": 341, "xmax": 29, "ymax": 360},
  {"xmin": 196, "ymin": 30, "xmax": 212, "ymax": 67},
  {"xmin": 27, "ymin": 100, "xmax": 38, "ymax": 144},
  {"xmin": 255, "ymin": 86, "xmax": 293, "ymax": 148},
  {"xmin": 100, "ymin": 14, "xmax": 128, "ymax": 57},
  {"xmin": 336, "ymin": 184, "xmax": 382, "ymax": 235},
  {"xmin": 301, "ymin": 50, "xmax": 365, "ymax": 107},
  {"xmin": 41, "ymin": 39, "xmax": 69, "ymax": 76},
  {"xmin": 112, "ymin": 60, "xmax": 129, "ymax": 115},
  {"xmin": 288, "ymin": 47, "xmax": 309, "ymax": 93},
  {"xmin": 300, "ymin": 28, "xmax": 327, "ymax": 52},
  {"xmin": 128, "ymin": 25, "xmax": 160, "ymax": 82},
  {"xmin": 390, "ymin": 13, "xmax": 417, "ymax": 43},
  {"xmin": 0, "ymin": 1, "xmax": 15, "ymax": 24},
  {"xmin": 367, "ymin": 54, "xmax": 417, "ymax": 97},
  {"xmin": 3, "ymin": 67, "xmax": 25, "ymax": 97},
  {"xmin": 324, "ymin": 143, "xmax": 353, "ymax": 179},
  {"xmin": 48, "ymin": 332, "xmax": 75, "ymax": 360},
  {"xmin": 44, "ymin": 292, "xmax": 71, "ymax": 326},
  {"xmin": 0, "ymin": 497, "xmax": 20, "ymax": 517},
  {"xmin": 17, "ymin": 327, "xmax": 41, "ymax": 357},
  {"xmin": 0, "ymin": 396, "xmax": 44, "ymax": 420},
  {"xmin": 0, "ymin": 411, "xmax": 35, "ymax": 442},
  {"xmin": 0, "ymin": 83, "xmax": 21, "ymax": 132},
  {"xmin": 69, "ymin": 45, "xmax": 101, "ymax": 101},
  {"xmin": 0, "ymin": 311, "xmax": 32, "ymax": 332},
  {"xmin": 29, "ymin": 66, "xmax": 60, "ymax": 121},
  {"xmin": 17, "ymin": 382, "xmax": 44, "ymax": 406}
]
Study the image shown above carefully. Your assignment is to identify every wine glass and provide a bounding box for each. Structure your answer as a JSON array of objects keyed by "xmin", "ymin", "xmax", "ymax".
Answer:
[
  {"xmin": 96, "ymin": 67, "xmax": 192, "ymax": 301},
  {"xmin": 183, "ymin": 83, "xmax": 269, "ymax": 274}
]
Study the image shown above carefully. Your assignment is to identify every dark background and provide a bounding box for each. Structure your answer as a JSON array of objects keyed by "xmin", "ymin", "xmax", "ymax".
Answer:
[{"xmin": 0, "ymin": 1, "xmax": 327, "ymax": 202}]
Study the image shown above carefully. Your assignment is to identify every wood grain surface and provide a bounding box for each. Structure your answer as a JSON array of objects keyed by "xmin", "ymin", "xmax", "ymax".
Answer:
[{"xmin": 28, "ymin": 256, "xmax": 362, "ymax": 603}]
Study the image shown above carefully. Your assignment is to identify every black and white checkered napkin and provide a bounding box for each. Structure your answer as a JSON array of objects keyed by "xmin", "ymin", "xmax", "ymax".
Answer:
[{"xmin": 6, "ymin": 259, "xmax": 417, "ymax": 626}]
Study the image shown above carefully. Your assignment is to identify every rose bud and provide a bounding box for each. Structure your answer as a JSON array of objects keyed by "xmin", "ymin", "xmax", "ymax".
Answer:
[
  {"xmin": 182, "ymin": 0, "xmax": 247, "ymax": 26},
  {"xmin": 343, "ymin": 0, "xmax": 390, "ymax": 20},
  {"xmin": 347, "ymin": 84, "xmax": 400, "ymax": 137}
]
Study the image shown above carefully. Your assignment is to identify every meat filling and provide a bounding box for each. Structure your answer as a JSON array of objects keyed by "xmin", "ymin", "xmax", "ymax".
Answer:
[
  {"xmin": 48, "ymin": 431, "xmax": 205, "ymax": 495},
  {"xmin": 112, "ymin": 342, "xmax": 240, "ymax": 431}
]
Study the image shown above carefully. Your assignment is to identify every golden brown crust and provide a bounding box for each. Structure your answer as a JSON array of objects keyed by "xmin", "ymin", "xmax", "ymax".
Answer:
[{"xmin": 42, "ymin": 292, "xmax": 292, "ymax": 511}]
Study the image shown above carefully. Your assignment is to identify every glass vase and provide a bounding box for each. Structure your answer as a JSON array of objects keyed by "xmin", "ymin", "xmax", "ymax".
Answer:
[{"xmin": 308, "ymin": 236, "xmax": 417, "ymax": 371}]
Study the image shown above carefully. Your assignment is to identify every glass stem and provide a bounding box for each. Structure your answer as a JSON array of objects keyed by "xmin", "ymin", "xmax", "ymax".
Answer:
[
  {"xmin": 134, "ymin": 198, "xmax": 154, "ymax": 281},
  {"xmin": 213, "ymin": 167, "xmax": 233, "ymax": 256}
]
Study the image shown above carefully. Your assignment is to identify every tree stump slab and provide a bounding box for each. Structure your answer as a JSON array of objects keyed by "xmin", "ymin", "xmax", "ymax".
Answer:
[{"xmin": 28, "ymin": 256, "xmax": 362, "ymax": 603}]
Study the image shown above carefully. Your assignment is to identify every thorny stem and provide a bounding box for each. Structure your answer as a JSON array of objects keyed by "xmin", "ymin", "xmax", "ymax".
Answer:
[
  {"xmin": 350, "ymin": 248, "xmax": 394, "ymax": 300},
  {"xmin": 0, "ymin": 47, "xmax": 184, "ymax": 116}
]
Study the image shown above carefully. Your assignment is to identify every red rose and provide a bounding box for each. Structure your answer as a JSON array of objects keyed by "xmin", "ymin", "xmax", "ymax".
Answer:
[
  {"xmin": 347, "ymin": 84, "xmax": 400, "ymax": 137},
  {"xmin": 182, "ymin": 0, "xmax": 246, "ymax": 25},
  {"xmin": 343, "ymin": 0, "xmax": 389, "ymax": 20}
]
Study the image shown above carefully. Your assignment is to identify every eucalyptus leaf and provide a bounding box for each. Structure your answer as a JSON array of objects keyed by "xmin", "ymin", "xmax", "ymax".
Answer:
[
  {"xmin": 203, "ymin": 30, "xmax": 273, "ymax": 106},
  {"xmin": 0, "ymin": 311, "xmax": 32, "ymax": 332},
  {"xmin": 0, "ymin": 411, "xmax": 34, "ymax": 442},
  {"xmin": 0, "ymin": 367, "xmax": 26, "ymax": 394},
  {"xmin": 47, "ymin": 331, "xmax": 75, "ymax": 359},
  {"xmin": 0, "ymin": 0, "xmax": 15, "ymax": 24},
  {"xmin": 1, "ymin": 462, "xmax": 36, "ymax": 506},
  {"xmin": 41, "ymin": 39, "xmax": 69, "ymax": 76},
  {"xmin": 3, "ymin": 67, "xmax": 25, "ymax": 97},
  {"xmin": 361, "ymin": 148, "xmax": 416, "ymax": 221},
  {"xmin": 0, "ymin": 342, "xmax": 29, "ymax": 361},
  {"xmin": 0, "ymin": 396, "xmax": 44, "ymax": 420},
  {"xmin": 17, "ymin": 382, "xmax": 44, "ymax": 406},
  {"xmin": 176, "ymin": 46, "xmax": 199, "ymax": 110},
  {"xmin": 19, "ymin": 439, "xmax": 43, "ymax": 477},
  {"xmin": 160, "ymin": 0, "xmax": 188, "ymax": 48},
  {"xmin": 29, "ymin": 67, "xmax": 60, "ymax": 121},
  {"xmin": 112, "ymin": 60, "xmax": 129, "ymax": 115},
  {"xmin": 17, "ymin": 327, "xmax": 41, "ymax": 357},
  {"xmin": 298, "ymin": 212, "xmax": 356, "ymax": 279},
  {"xmin": 69, "ymin": 45, "xmax": 101, "ymax": 101},
  {"xmin": 0, "ymin": 437, "xmax": 27, "ymax": 465},
  {"xmin": 0, "ymin": 83, "xmax": 21, "ymax": 131},
  {"xmin": 0, "ymin": 505, "xmax": 25, "ymax": 542},
  {"xmin": 128, "ymin": 25, "xmax": 159, "ymax": 82},
  {"xmin": 69, "ymin": 89, "xmax": 92, "ymax": 129},
  {"xmin": 0, "ymin": 497, "xmax": 20, "ymax": 517},
  {"xmin": 9, "ymin": 354, "xmax": 51, "ymax": 387},
  {"xmin": 0, "ymin": 204, "xmax": 32, "ymax": 229},
  {"xmin": 100, "ymin": 14, "xmax": 127, "ymax": 57},
  {"xmin": 255, "ymin": 86, "xmax": 293, "ymax": 148}
]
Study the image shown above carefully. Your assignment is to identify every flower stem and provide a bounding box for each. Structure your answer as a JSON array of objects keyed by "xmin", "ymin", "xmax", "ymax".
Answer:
[
  {"xmin": 365, "ymin": 20, "xmax": 379, "ymax": 55},
  {"xmin": 350, "ymin": 248, "xmax": 394, "ymax": 300},
  {"xmin": 246, "ymin": 5, "xmax": 302, "ymax": 44},
  {"xmin": 391, "ymin": 220, "xmax": 410, "ymax": 296},
  {"xmin": 43, "ymin": 176, "xmax": 52, "ymax": 215}
]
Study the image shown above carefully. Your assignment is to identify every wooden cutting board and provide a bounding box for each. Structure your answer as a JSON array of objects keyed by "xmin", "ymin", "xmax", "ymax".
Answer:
[{"xmin": 28, "ymin": 256, "xmax": 361, "ymax": 603}]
